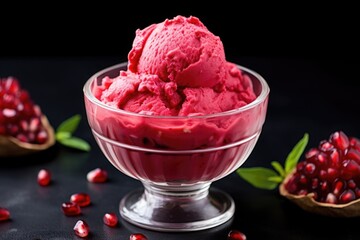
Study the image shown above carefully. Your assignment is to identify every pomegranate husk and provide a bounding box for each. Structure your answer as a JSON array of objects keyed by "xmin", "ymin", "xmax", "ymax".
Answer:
[
  {"xmin": 279, "ymin": 170, "xmax": 360, "ymax": 217},
  {"xmin": 0, "ymin": 115, "xmax": 55, "ymax": 157}
]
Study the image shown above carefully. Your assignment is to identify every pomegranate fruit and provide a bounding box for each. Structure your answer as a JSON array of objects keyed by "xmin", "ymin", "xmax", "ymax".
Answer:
[
  {"xmin": 280, "ymin": 131, "xmax": 360, "ymax": 217},
  {"xmin": 86, "ymin": 168, "xmax": 108, "ymax": 183},
  {"xmin": 228, "ymin": 230, "xmax": 247, "ymax": 240},
  {"xmin": 103, "ymin": 212, "xmax": 118, "ymax": 227},
  {"xmin": 0, "ymin": 207, "xmax": 10, "ymax": 221},
  {"xmin": 0, "ymin": 77, "xmax": 55, "ymax": 156},
  {"xmin": 37, "ymin": 169, "xmax": 51, "ymax": 186},
  {"xmin": 73, "ymin": 220, "xmax": 89, "ymax": 238},
  {"xmin": 129, "ymin": 233, "xmax": 148, "ymax": 240},
  {"xmin": 61, "ymin": 202, "xmax": 81, "ymax": 216},
  {"xmin": 70, "ymin": 193, "xmax": 91, "ymax": 207}
]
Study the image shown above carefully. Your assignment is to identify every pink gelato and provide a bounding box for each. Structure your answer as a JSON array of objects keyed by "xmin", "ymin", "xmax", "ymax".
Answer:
[
  {"xmin": 95, "ymin": 15, "xmax": 256, "ymax": 116},
  {"xmin": 85, "ymin": 15, "xmax": 269, "ymax": 183}
]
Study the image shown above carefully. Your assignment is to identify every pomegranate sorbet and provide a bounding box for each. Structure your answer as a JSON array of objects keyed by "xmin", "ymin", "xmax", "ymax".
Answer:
[
  {"xmin": 84, "ymin": 15, "xmax": 269, "ymax": 231},
  {"xmin": 85, "ymin": 16, "xmax": 266, "ymax": 184}
]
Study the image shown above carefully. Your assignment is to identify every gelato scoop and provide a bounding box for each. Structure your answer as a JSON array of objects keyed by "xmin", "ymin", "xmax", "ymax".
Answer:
[{"xmin": 96, "ymin": 15, "xmax": 256, "ymax": 116}]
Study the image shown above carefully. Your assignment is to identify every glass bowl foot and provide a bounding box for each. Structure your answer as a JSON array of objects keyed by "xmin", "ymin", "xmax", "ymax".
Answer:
[{"xmin": 119, "ymin": 183, "xmax": 235, "ymax": 232}]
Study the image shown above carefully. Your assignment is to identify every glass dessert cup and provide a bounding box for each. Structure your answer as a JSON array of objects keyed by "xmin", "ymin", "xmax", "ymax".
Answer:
[{"xmin": 83, "ymin": 62, "xmax": 269, "ymax": 232}]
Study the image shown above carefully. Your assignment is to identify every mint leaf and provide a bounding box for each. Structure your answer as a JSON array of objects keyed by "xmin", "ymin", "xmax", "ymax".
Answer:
[
  {"xmin": 55, "ymin": 131, "xmax": 71, "ymax": 140},
  {"xmin": 237, "ymin": 167, "xmax": 279, "ymax": 190},
  {"xmin": 268, "ymin": 176, "xmax": 284, "ymax": 183},
  {"xmin": 284, "ymin": 133, "xmax": 309, "ymax": 174},
  {"xmin": 58, "ymin": 137, "xmax": 91, "ymax": 151},
  {"xmin": 271, "ymin": 161, "xmax": 285, "ymax": 177},
  {"xmin": 56, "ymin": 114, "xmax": 81, "ymax": 134}
]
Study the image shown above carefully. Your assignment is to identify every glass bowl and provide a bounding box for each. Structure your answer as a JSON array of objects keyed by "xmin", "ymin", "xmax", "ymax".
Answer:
[{"xmin": 83, "ymin": 62, "xmax": 270, "ymax": 232}]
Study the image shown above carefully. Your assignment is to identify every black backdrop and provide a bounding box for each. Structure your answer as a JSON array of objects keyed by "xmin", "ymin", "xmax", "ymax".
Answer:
[{"xmin": 1, "ymin": 5, "xmax": 360, "ymax": 240}]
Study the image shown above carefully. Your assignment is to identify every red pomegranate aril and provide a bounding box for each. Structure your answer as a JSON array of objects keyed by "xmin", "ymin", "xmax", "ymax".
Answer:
[
  {"xmin": 346, "ymin": 149, "xmax": 360, "ymax": 161},
  {"xmin": 311, "ymin": 178, "xmax": 319, "ymax": 189},
  {"xmin": 73, "ymin": 220, "xmax": 89, "ymax": 238},
  {"xmin": 36, "ymin": 130, "xmax": 48, "ymax": 144},
  {"xmin": 341, "ymin": 160, "xmax": 360, "ymax": 179},
  {"xmin": 227, "ymin": 230, "xmax": 247, "ymax": 240},
  {"xmin": 327, "ymin": 168, "xmax": 338, "ymax": 182},
  {"xmin": 329, "ymin": 149, "xmax": 340, "ymax": 167},
  {"xmin": 320, "ymin": 181, "xmax": 329, "ymax": 192},
  {"xmin": 339, "ymin": 189, "xmax": 356, "ymax": 204},
  {"xmin": 298, "ymin": 189, "xmax": 308, "ymax": 195},
  {"xmin": 0, "ymin": 208, "xmax": 10, "ymax": 221},
  {"xmin": 325, "ymin": 193, "xmax": 337, "ymax": 204},
  {"xmin": 319, "ymin": 141, "xmax": 334, "ymax": 152},
  {"xmin": 333, "ymin": 180, "xmax": 345, "ymax": 196},
  {"xmin": 331, "ymin": 131, "xmax": 349, "ymax": 151},
  {"xmin": 16, "ymin": 133, "xmax": 28, "ymax": 142},
  {"xmin": 130, "ymin": 233, "xmax": 148, "ymax": 240},
  {"xmin": 37, "ymin": 169, "xmax": 51, "ymax": 186},
  {"xmin": 3, "ymin": 108, "xmax": 16, "ymax": 118},
  {"xmin": 299, "ymin": 174, "xmax": 307, "ymax": 184},
  {"xmin": 87, "ymin": 168, "xmax": 108, "ymax": 183},
  {"xmin": 305, "ymin": 148, "xmax": 319, "ymax": 159},
  {"xmin": 347, "ymin": 180, "xmax": 356, "ymax": 189},
  {"xmin": 103, "ymin": 213, "xmax": 118, "ymax": 227},
  {"xmin": 61, "ymin": 202, "xmax": 81, "ymax": 216},
  {"xmin": 304, "ymin": 163, "xmax": 316, "ymax": 176},
  {"xmin": 70, "ymin": 193, "xmax": 91, "ymax": 207},
  {"xmin": 355, "ymin": 188, "xmax": 360, "ymax": 198}
]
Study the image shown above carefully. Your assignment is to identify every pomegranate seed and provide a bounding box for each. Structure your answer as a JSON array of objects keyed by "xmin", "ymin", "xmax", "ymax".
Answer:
[
  {"xmin": 61, "ymin": 202, "xmax": 81, "ymax": 216},
  {"xmin": 0, "ymin": 208, "xmax": 10, "ymax": 221},
  {"xmin": 341, "ymin": 160, "xmax": 360, "ymax": 180},
  {"xmin": 311, "ymin": 178, "xmax": 319, "ymax": 189},
  {"xmin": 2, "ymin": 108, "xmax": 16, "ymax": 118},
  {"xmin": 320, "ymin": 181, "xmax": 329, "ymax": 192},
  {"xmin": 73, "ymin": 220, "xmax": 89, "ymax": 238},
  {"xmin": 37, "ymin": 169, "xmax": 51, "ymax": 186},
  {"xmin": 319, "ymin": 141, "xmax": 334, "ymax": 152},
  {"xmin": 355, "ymin": 188, "xmax": 360, "ymax": 198},
  {"xmin": 330, "ymin": 131, "xmax": 349, "ymax": 151},
  {"xmin": 339, "ymin": 189, "xmax": 356, "ymax": 204},
  {"xmin": 325, "ymin": 193, "xmax": 337, "ymax": 204},
  {"xmin": 130, "ymin": 233, "xmax": 148, "ymax": 240},
  {"xmin": 298, "ymin": 189, "xmax": 308, "ymax": 195},
  {"xmin": 103, "ymin": 213, "xmax": 118, "ymax": 227},
  {"xmin": 347, "ymin": 180, "xmax": 356, "ymax": 189},
  {"xmin": 299, "ymin": 175, "xmax": 307, "ymax": 184},
  {"xmin": 70, "ymin": 193, "xmax": 91, "ymax": 207},
  {"xmin": 333, "ymin": 179, "xmax": 345, "ymax": 196},
  {"xmin": 87, "ymin": 168, "xmax": 108, "ymax": 183},
  {"xmin": 36, "ymin": 130, "xmax": 48, "ymax": 144},
  {"xmin": 326, "ymin": 168, "xmax": 338, "ymax": 182},
  {"xmin": 329, "ymin": 149, "xmax": 340, "ymax": 167},
  {"xmin": 227, "ymin": 230, "xmax": 247, "ymax": 240},
  {"xmin": 305, "ymin": 148, "xmax": 319, "ymax": 159},
  {"xmin": 304, "ymin": 163, "xmax": 316, "ymax": 176},
  {"xmin": 346, "ymin": 149, "xmax": 360, "ymax": 161}
]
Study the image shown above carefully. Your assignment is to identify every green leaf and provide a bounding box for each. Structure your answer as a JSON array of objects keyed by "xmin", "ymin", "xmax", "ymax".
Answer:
[
  {"xmin": 271, "ymin": 161, "xmax": 285, "ymax": 177},
  {"xmin": 56, "ymin": 114, "xmax": 82, "ymax": 134},
  {"xmin": 268, "ymin": 176, "xmax": 284, "ymax": 183},
  {"xmin": 58, "ymin": 137, "xmax": 91, "ymax": 151},
  {"xmin": 284, "ymin": 133, "xmax": 309, "ymax": 174},
  {"xmin": 236, "ymin": 167, "xmax": 279, "ymax": 190},
  {"xmin": 55, "ymin": 131, "xmax": 71, "ymax": 140}
]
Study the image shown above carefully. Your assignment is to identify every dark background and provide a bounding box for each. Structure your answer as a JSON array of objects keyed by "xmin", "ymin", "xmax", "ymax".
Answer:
[{"xmin": 1, "ymin": 5, "xmax": 360, "ymax": 240}]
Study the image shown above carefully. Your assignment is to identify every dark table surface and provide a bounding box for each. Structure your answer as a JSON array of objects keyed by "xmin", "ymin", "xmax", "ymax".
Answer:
[{"xmin": 0, "ymin": 56, "xmax": 359, "ymax": 240}]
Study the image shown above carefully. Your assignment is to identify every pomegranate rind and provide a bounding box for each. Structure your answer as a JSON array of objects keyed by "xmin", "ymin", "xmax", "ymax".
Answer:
[
  {"xmin": 279, "ymin": 170, "xmax": 360, "ymax": 217},
  {"xmin": 0, "ymin": 115, "xmax": 55, "ymax": 157}
]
